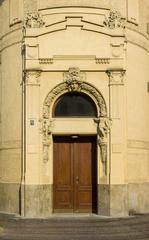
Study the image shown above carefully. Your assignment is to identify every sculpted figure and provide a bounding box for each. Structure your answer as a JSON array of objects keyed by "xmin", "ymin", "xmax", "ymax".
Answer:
[{"xmin": 99, "ymin": 117, "xmax": 111, "ymax": 140}]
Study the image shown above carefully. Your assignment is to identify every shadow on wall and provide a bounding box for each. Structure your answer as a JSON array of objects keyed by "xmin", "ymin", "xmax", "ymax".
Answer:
[{"xmin": 0, "ymin": 0, "xmax": 5, "ymax": 6}]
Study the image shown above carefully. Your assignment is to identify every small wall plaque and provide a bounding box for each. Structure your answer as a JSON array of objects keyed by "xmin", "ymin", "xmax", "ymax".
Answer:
[{"xmin": 30, "ymin": 119, "xmax": 35, "ymax": 126}]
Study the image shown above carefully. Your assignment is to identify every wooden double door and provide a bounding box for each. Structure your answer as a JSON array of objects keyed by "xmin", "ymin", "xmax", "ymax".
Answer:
[{"xmin": 53, "ymin": 136, "xmax": 97, "ymax": 213}]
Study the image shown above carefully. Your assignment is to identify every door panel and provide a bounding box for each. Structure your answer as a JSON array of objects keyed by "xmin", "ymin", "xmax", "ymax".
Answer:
[
  {"xmin": 74, "ymin": 140, "xmax": 92, "ymax": 213},
  {"xmin": 53, "ymin": 136, "xmax": 97, "ymax": 213},
  {"xmin": 53, "ymin": 139, "xmax": 73, "ymax": 211}
]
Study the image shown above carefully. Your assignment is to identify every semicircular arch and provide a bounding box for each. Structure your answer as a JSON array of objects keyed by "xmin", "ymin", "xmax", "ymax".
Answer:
[{"xmin": 43, "ymin": 81, "xmax": 107, "ymax": 119}]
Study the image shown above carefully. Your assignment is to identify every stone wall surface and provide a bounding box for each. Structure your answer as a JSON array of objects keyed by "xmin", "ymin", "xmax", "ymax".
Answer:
[{"xmin": 0, "ymin": 0, "xmax": 22, "ymax": 215}]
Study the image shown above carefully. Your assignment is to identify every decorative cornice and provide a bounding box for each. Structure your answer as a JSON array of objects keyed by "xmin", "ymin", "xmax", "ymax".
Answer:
[
  {"xmin": 39, "ymin": 57, "xmax": 111, "ymax": 65},
  {"xmin": 96, "ymin": 58, "xmax": 110, "ymax": 64},
  {"xmin": 39, "ymin": 58, "xmax": 53, "ymax": 64}
]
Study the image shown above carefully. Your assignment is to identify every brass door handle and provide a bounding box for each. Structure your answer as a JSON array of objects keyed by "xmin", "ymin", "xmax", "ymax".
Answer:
[{"xmin": 76, "ymin": 176, "xmax": 79, "ymax": 183}]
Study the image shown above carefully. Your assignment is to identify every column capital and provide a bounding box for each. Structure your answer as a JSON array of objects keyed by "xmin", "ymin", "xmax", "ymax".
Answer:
[
  {"xmin": 106, "ymin": 69, "xmax": 125, "ymax": 85},
  {"xmin": 25, "ymin": 70, "xmax": 41, "ymax": 85}
]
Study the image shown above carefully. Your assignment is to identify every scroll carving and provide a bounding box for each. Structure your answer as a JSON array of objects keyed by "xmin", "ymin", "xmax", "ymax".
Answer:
[{"xmin": 103, "ymin": 10, "xmax": 125, "ymax": 29}]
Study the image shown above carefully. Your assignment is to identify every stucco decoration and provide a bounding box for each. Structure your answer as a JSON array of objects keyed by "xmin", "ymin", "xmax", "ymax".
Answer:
[
  {"xmin": 24, "ymin": 12, "xmax": 45, "ymax": 28},
  {"xmin": 44, "ymin": 69, "xmax": 107, "ymax": 117},
  {"xmin": 103, "ymin": 10, "xmax": 125, "ymax": 29},
  {"xmin": 106, "ymin": 70, "xmax": 125, "ymax": 85},
  {"xmin": 63, "ymin": 67, "xmax": 86, "ymax": 92},
  {"xmin": 39, "ymin": 118, "xmax": 54, "ymax": 163},
  {"xmin": 39, "ymin": 58, "xmax": 53, "ymax": 64},
  {"xmin": 41, "ymin": 68, "xmax": 107, "ymax": 163},
  {"xmin": 96, "ymin": 58, "xmax": 110, "ymax": 64},
  {"xmin": 94, "ymin": 117, "xmax": 112, "ymax": 175},
  {"xmin": 25, "ymin": 70, "xmax": 41, "ymax": 85}
]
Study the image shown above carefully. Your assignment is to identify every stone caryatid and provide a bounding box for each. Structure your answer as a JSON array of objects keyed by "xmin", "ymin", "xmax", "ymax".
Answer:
[
  {"xmin": 99, "ymin": 117, "xmax": 111, "ymax": 143},
  {"xmin": 94, "ymin": 117, "xmax": 111, "ymax": 143},
  {"xmin": 39, "ymin": 118, "xmax": 54, "ymax": 163},
  {"xmin": 94, "ymin": 117, "xmax": 112, "ymax": 175}
]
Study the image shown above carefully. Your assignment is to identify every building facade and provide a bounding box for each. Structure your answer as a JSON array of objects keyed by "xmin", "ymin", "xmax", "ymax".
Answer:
[{"xmin": 0, "ymin": 0, "xmax": 149, "ymax": 217}]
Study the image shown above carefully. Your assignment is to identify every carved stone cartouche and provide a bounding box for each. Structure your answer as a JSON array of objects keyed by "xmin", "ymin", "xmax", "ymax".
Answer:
[
  {"xmin": 103, "ymin": 10, "xmax": 125, "ymax": 29},
  {"xmin": 24, "ymin": 12, "xmax": 45, "ymax": 28}
]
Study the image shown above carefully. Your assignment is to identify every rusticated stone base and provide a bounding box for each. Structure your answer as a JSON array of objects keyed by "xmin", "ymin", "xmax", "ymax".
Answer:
[
  {"xmin": 98, "ymin": 184, "xmax": 110, "ymax": 216},
  {"xmin": 98, "ymin": 184, "xmax": 128, "ymax": 216},
  {"xmin": 23, "ymin": 184, "xmax": 52, "ymax": 218},
  {"xmin": 0, "ymin": 183, "xmax": 149, "ymax": 217},
  {"xmin": 98, "ymin": 183, "xmax": 149, "ymax": 217},
  {"xmin": 128, "ymin": 183, "xmax": 149, "ymax": 214},
  {"xmin": 110, "ymin": 184, "xmax": 128, "ymax": 216},
  {"xmin": 0, "ymin": 183, "xmax": 20, "ymax": 214}
]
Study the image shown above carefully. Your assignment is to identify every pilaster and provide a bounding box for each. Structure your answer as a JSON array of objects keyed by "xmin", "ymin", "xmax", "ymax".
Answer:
[
  {"xmin": 107, "ymin": 69, "xmax": 126, "ymax": 184},
  {"xmin": 25, "ymin": 70, "xmax": 41, "ymax": 184},
  {"xmin": 106, "ymin": 69, "xmax": 127, "ymax": 216}
]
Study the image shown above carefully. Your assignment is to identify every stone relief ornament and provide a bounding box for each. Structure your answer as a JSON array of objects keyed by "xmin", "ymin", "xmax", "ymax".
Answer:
[
  {"xmin": 94, "ymin": 117, "xmax": 112, "ymax": 175},
  {"xmin": 39, "ymin": 118, "xmax": 54, "ymax": 163},
  {"xmin": 64, "ymin": 67, "xmax": 86, "ymax": 92},
  {"xmin": 106, "ymin": 70, "xmax": 125, "ymax": 85},
  {"xmin": 43, "ymin": 71, "xmax": 107, "ymax": 118},
  {"xmin": 39, "ymin": 58, "xmax": 53, "ymax": 64},
  {"xmin": 25, "ymin": 70, "xmax": 41, "ymax": 85},
  {"xmin": 94, "ymin": 117, "xmax": 111, "ymax": 144},
  {"xmin": 103, "ymin": 10, "xmax": 125, "ymax": 29},
  {"xmin": 96, "ymin": 58, "xmax": 110, "ymax": 64},
  {"xmin": 98, "ymin": 117, "xmax": 112, "ymax": 142},
  {"xmin": 24, "ymin": 12, "xmax": 45, "ymax": 28},
  {"xmin": 41, "ymin": 69, "xmax": 107, "ymax": 163}
]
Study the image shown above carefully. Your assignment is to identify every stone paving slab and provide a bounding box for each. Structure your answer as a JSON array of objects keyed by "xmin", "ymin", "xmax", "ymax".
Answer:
[{"xmin": 0, "ymin": 214, "xmax": 149, "ymax": 240}]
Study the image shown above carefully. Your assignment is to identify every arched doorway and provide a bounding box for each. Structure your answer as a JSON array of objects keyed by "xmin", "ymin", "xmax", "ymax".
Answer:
[
  {"xmin": 42, "ymin": 70, "xmax": 107, "ymax": 214},
  {"xmin": 53, "ymin": 92, "xmax": 97, "ymax": 213}
]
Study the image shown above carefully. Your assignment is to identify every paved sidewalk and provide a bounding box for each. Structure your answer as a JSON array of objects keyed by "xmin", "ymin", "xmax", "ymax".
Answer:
[{"xmin": 0, "ymin": 213, "xmax": 149, "ymax": 240}]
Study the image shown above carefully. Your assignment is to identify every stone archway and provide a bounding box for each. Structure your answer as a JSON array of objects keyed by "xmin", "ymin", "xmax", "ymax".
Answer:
[
  {"xmin": 41, "ymin": 68, "xmax": 109, "ymax": 176},
  {"xmin": 43, "ymin": 68, "xmax": 107, "ymax": 118}
]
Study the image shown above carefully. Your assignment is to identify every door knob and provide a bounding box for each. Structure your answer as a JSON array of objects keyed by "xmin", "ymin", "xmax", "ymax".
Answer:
[{"xmin": 76, "ymin": 176, "xmax": 79, "ymax": 184}]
